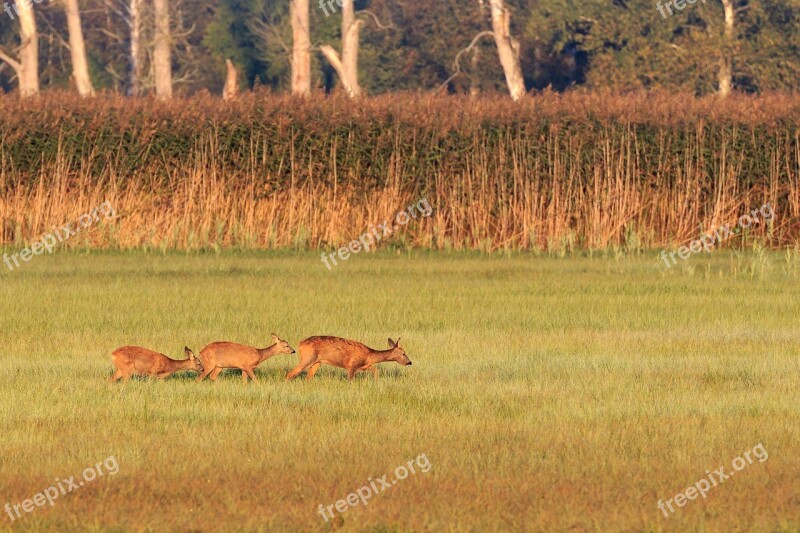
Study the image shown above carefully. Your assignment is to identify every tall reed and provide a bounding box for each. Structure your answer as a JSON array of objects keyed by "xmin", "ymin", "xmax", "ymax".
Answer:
[{"xmin": 1, "ymin": 90, "xmax": 798, "ymax": 252}]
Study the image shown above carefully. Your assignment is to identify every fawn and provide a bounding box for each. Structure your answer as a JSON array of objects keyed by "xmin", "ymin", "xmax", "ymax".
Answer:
[
  {"xmin": 286, "ymin": 336, "xmax": 412, "ymax": 381},
  {"xmin": 196, "ymin": 334, "xmax": 295, "ymax": 384},
  {"xmin": 109, "ymin": 346, "xmax": 203, "ymax": 382}
]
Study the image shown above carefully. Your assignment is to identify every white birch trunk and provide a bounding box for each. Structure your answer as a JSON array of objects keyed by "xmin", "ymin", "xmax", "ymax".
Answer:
[
  {"xmin": 64, "ymin": 0, "xmax": 94, "ymax": 96},
  {"xmin": 153, "ymin": 0, "xmax": 172, "ymax": 99},
  {"xmin": 0, "ymin": 0, "xmax": 41, "ymax": 96},
  {"xmin": 488, "ymin": 0, "xmax": 525, "ymax": 101},
  {"xmin": 223, "ymin": 59, "xmax": 238, "ymax": 100},
  {"xmin": 129, "ymin": 0, "xmax": 143, "ymax": 96},
  {"xmin": 718, "ymin": 0, "xmax": 734, "ymax": 97},
  {"xmin": 290, "ymin": 0, "xmax": 311, "ymax": 96},
  {"xmin": 341, "ymin": 0, "xmax": 362, "ymax": 97}
]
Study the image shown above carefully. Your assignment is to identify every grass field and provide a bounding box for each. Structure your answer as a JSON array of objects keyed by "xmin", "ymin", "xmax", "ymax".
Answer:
[{"xmin": 0, "ymin": 250, "xmax": 798, "ymax": 532}]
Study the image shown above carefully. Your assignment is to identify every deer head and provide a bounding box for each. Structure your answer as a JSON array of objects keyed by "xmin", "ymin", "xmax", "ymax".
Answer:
[
  {"xmin": 183, "ymin": 347, "xmax": 204, "ymax": 373},
  {"xmin": 270, "ymin": 334, "xmax": 296, "ymax": 355},
  {"xmin": 388, "ymin": 338, "xmax": 412, "ymax": 366}
]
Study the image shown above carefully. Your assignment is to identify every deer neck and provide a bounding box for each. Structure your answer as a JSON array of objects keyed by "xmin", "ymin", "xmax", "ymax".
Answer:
[
  {"xmin": 173, "ymin": 357, "xmax": 193, "ymax": 371},
  {"xmin": 257, "ymin": 344, "xmax": 278, "ymax": 363},
  {"xmin": 366, "ymin": 348, "xmax": 394, "ymax": 366}
]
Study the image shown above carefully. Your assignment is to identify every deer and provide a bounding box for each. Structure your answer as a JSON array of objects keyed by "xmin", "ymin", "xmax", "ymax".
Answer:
[
  {"xmin": 109, "ymin": 346, "xmax": 203, "ymax": 382},
  {"xmin": 286, "ymin": 336, "xmax": 412, "ymax": 382},
  {"xmin": 195, "ymin": 334, "xmax": 295, "ymax": 384}
]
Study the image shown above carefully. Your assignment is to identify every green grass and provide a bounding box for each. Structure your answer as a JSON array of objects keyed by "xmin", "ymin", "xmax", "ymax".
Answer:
[{"xmin": 0, "ymin": 250, "xmax": 798, "ymax": 532}]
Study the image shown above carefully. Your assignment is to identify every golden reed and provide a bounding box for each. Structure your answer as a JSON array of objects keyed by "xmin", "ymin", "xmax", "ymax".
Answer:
[{"xmin": 0, "ymin": 91, "xmax": 798, "ymax": 252}]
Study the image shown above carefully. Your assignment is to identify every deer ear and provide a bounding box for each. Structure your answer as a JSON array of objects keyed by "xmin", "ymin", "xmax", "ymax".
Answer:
[
  {"xmin": 185, "ymin": 347, "xmax": 194, "ymax": 359},
  {"xmin": 271, "ymin": 333, "xmax": 280, "ymax": 344},
  {"xmin": 388, "ymin": 338, "xmax": 396, "ymax": 347}
]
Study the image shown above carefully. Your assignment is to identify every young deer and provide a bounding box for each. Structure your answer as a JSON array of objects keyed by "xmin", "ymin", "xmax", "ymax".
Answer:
[
  {"xmin": 196, "ymin": 334, "xmax": 295, "ymax": 384},
  {"xmin": 286, "ymin": 336, "xmax": 412, "ymax": 382},
  {"xmin": 109, "ymin": 346, "xmax": 203, "ymax": 382}
]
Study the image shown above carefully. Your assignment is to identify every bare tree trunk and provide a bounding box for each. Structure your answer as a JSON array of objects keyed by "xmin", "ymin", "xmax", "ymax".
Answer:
[
  {"xmin": 718, "ymin": 0, "xmax": 734, "ymax": 98},
  {"xmin": 318, "ymin": 46, "xmax": 346, "ymax": 95},
  {"xmin": 341, "ymin": 0, "xmax": 362, "ymax": 96},
  {"xmin": 290, "ymin": 0, "xmax": 311, "ymax": 96},
  {"xmin": 320, "ymin": 0, "xmax": 363, "ymax": 97},
  {"xmin": 153, "ymin": 0, "xmax": 172, "ymax": 99},
  {"xmin": 469, "ymin": 45, "xmax": 481, "ymax": 97},
  {"xmin": 17, "ymin": 1, "xmax": 38, "ymax": 96},
  {"xmin": 488, "ymin": 0, "xmax": 525, "ymax": 101},
  {"xmin": 0, "ymin": 0, "xmax": 39, "ymax": 97},
  {"xmin": 129, "ymin": 0, "xmax": 143, "ymax": 96},
  {"xmin": 223, "ymin": 59, "xmax": 238, "ymax": 100},
  {"xmin": 64, "ymin": 0, "xmax": 94, "ymax": 96}
]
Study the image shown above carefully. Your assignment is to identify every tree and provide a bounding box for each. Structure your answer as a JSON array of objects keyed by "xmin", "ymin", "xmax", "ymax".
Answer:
[
  {"xmin": 204, "ymin": 0, "xmax": 271, "ymax": 90},
  {"xmin": 319, "ymin": 0, "xmax": 363, "ymax": 96},
  {"xmin": 526, "ymin": 0, "xmax": 720, "ymax": 93},
  {"xmin": 153, "ymin": 0, "xmax": 172, "ymax": 98},
  {"xmin": 0, "ymin": 0, "xmax": 39, "ymax": 96},
  {"xmin": 443, "ymin": 0, "xmax": 525, "ymax": 100},
  {"xmin": 488, "ymin": 0, "xmax": 525, "ymax": 100},
  {"xmin": 223, "ymin": 58, "xmax": 238, "ymax": 98},
  {"xmin": 130, "ymin": 0, "xmax": 144, "ymax": 95},
  {"xmin": 736, "ymin": 0, "xmax": 800, "ymax": 92},
  {"xmin": 392, "ymin": 0, "xmax": 490, "ymax": 93},
  {"xmin": 524, "ymin": 0, "xmax": 800, "ymax": 95},
  {"xmin": 64, "ymin": 0, "xmax": 94, "ymax": 96},
  {"xmin": 718, "ymin": 0, "xmax": 734, "ymax": 97},
  {"xmin": 290, "ymin": 0, "xmax": 311, "ymax": 95}
]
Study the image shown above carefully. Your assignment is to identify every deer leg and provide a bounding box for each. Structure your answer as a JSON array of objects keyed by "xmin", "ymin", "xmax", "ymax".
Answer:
[
  {"xmin": 286, "ymin": 358, "xmax": 315, "ymax": 381},
  {"xmin": 369, "ymin": 367, "xmax": 378, "ymax": 380},
  {"xmin": 209, "ymin": 367, "xmax": 222, "ymax": 381},
  {"xmin": 305, "ymin": 362, "xmax": 322, "ymax": 381},
  {"xmin": 347, "ymin": 368, "xmax": 356, "ymax": 381},
  {"xmin": 244, "ymin": 367, "xmax": 257, "ymax": 383},
  {"xmin": 109, "ymin": 370, "xmax": 123, "ymax": 383},
  {"xmin": 196, "ymin": 366, "xmax": 213, "ymax": 382}
]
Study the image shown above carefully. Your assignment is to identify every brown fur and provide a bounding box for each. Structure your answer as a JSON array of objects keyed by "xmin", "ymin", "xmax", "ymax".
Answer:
[
  {"xmin": 286, "ymin": 336, "xmax": 412, "ymax": 382},
  {"xmin": 196, "ymin": 334, "xmax": 295, "ymax": 384},
  {"xmin": 109, "ymin": 346, "xmax": 203, "ymax": 382}
]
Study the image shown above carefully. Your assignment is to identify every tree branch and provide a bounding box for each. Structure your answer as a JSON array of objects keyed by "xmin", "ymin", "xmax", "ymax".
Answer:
[
  {"xmin": 248, "ymin": 18, "xmax": 291, "ymax": 55},
  {"xmin": 0, "ymin": 47, "xmax": 21, "ymax": 72},
  {"xmin": 40, "ymin": 14, "xmax": 73, "ymax": 52},
  {"xmin": 356, "ymin": 9, "xmax": 394, "ymax": 30},
  {"xmin": 319, "ymin": 44, "xmax": 357, "ymax": 97},
  {"xmin": 437, "ymin": 30, "xmax": 495, "ymax": 93}
]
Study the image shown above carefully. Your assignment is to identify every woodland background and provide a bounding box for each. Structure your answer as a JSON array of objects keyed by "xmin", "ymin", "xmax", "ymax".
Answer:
[{"xmin": 2, "ymin": 0, "xmax": 800, "ymax": 97}]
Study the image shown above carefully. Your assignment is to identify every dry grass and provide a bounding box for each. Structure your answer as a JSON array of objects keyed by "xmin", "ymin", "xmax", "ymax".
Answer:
[{"xmin": 1, "ymin": 91, "xmax": 799, "ymax": 252}]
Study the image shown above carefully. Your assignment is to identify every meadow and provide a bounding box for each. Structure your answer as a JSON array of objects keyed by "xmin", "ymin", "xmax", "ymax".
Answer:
[{"xmin": 0, "ymin": 249, "xmax": 798, "ymax": 532}]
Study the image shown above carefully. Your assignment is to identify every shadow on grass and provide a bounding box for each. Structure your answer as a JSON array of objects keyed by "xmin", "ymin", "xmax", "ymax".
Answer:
[
  {"xmin": 107, "ymin": 371, "xmax": 200, "ymax": 383},
  {"xmin": 107, "ymin": 367, "xmax": 411, "ymax": 383},
  {"xmin": 287, "ymin": 366, "xmax": 411, "ymax": 382}
]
